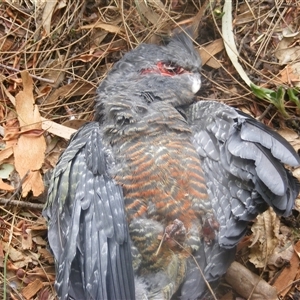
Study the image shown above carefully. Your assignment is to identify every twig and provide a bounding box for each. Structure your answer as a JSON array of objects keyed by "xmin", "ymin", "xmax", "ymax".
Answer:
[
  {"xmin": 155, "ymin": 232, "xmax": 166, "ymax": 256},
  {"xmin": 0, "ymin": 63, "xmax": 55, "ymax": 84},
  {"xmin": 0, "ymin": 198, "xmax": 44, "ymax": 209},
  {"xmin": 257, "ymin": 104, "xmax": 273, "ymax": 121},
  {"xmin": 4, "ymin": 213, "xmax": 16, "ymax": 300},
  {"xmin": 172, "ymin": 239, "xmax": 218, "ymax": 300}
]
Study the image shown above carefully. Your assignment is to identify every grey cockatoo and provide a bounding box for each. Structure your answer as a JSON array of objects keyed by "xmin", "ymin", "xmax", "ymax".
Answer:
[{"xmin": 43, "ymin": 29, "xmax": 300, "ymax": 300}]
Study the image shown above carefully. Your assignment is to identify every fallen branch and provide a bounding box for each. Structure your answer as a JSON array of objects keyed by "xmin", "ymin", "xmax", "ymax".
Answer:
[
  {"xmin": 0, "ymin": 198, "xmax": 44, "ymax": 209},
  {"xmin": 0, "ymin": 63, "xmax": 55, "ymax": 84}
]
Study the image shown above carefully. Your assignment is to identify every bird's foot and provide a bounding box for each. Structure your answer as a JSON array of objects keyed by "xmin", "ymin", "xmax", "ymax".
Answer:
[
  {"xmin": 164, "ymin": 219, "xmax": 186, "ymax": 246},
  {"xmin": 202, "ymin": 216, "xmax": 219, "ymax": 245}
]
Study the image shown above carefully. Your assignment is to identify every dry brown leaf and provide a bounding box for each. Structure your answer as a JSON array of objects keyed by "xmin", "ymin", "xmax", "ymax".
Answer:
[
  {"xmin": 74, "ymin": 53, "xmax": 100, "ymax": 62},
  {"xmin": 37, "ymin": 85, "xmax": 52, "ymax": 98},
  {"xmin": 90, "ymin": 31, "xmax": 109, "ymax": 47},
  {"xmin": 267, "ymin": 243, "xmax": 294, "ymax": 270},
  {"xmin": 295, "ymin": 260, "xmax": 300, "ymax": 281},
  {"xmin": 0, "ymin": 147, "xmax": 14, "ymax": 163},
  {"xmin": 22, "ymin": 278, "xmax": 44, "ymax": 300},
  {"xmin": 42, "ymin": 117, "xmax": 76, "ymax": 140},
  {"xmin": 62, "ymin": 119, "xmax": 87, "ymax": 130},
  {"xmin": 22, "ymin": 228, "xmax": 33, "ymax": 250},
  {"xmin": 2, "ymin": 241, "xmax": 24, "ymax": 262},
  {"xmin": 277, "ymin": 128, "xmax": 300, "ymax": 186},
  {"xmin": 20, "ymin": 170, "xmax": 45, "ymax": 197},
  {"xmin": 146, "ymin": 0, "xmax": 165, "ymax": 9},
  {"xmin": 272, "ymin": 246, "xmax": 300, "ymax": 298},
  {"xmin": 45, "ymin": 81, "xmax": 95, "ymax": 105},
  {"xmin": 205, "ymin": 57, "xmax": 222, "ymax": 69},
  {"xmin": 45, "ymin": 150, "xmax": 62, "ymax": 169},
  {"xmin": 29, "ymin": 265, "xmax": 56, "ymax": 280},
  {"xmin": 42, "ymin": 0, "xmax": 58, "ymax": 35},
  {"xmin": 32, "ymin": 236, "xmax": 48, "ymax": 246},
  {"xmin": 275, "ymin": 31, "xmax": 300, "ymax": 65},
  {"xmin": 38, "ymin": 248, "xmax": 54, "ymax": 264},
  {"xmin": 199, "ymin": 39, "xmax": 224, "ymax": 68},
  {"xmin": 0, "ymin": 178, "xmax": 14, "ymax": 192},
  {"xmin": 1, "ymin": 81, "xmax": 16, "ymax": 106},
  {"xmin": 278, "ymin": 128, "xmax": 300, "ymax": 146},
  {"xmin": 134, "ymin": 0, "xmax": 162, "ymax": 25},
  {"xmin": 14, "ymin": 71, "xmax": 46, "ymax": 197},
  {"xmin": 0, "ymin": 35, "xmax": 14, "ymax": 52},
  {"xmin": 2, "ymin": 117, "xmax": 19, "ymax": 147},
  {"xmin": 45, "ymin": 135, "xmax": 60, "ymax": 154},
  {"xmin": 29, "ymin": 217, "xmax": 48, "ymax": 231},
  {"xmin": 235, "ymin": 3, "xmax": 257, "ymax": 25},
  {"xmin": 225, "ymin": 261, "xmax": 277, "ymax": 299},
  {"xmin": 293, "ymin": 172, "xmax": 300, "ymax": 197},
  {"xmin": 278, "ymin": 63, "xmax": 300, "ymax": 87},
  {"xmin": 80, "ymin": 22, "xmax": 123, "ymax": 34},
  {"xmin": 249, "ymin": 208, "xmax": 280, "ymax": 268},
  {"xmin": 293, "ymin": 240, "xmax": 300, "ymax": 259},
  {"xmin": 0, "ymin": 104, "xmax": 4, "ymax": 122}
]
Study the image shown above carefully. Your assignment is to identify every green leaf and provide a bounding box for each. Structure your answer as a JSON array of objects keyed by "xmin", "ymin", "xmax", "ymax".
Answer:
[
  {"xmin": 287, "ymin": 88, "xmax": 300, "ymax": 109},
  {"xmin": 250, "ymin": 84, "xmax": 290, "ymax": 118}
]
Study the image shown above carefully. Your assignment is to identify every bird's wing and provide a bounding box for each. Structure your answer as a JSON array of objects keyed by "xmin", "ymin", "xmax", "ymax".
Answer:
[
  {"xmin": 43, "ymin": 122, "xmax": 135, "ymax": 300},
  {"xmin": 185, "ymin": 100, "xmax": 300, "ymax": 248},
  {"xmin": 178, "ymin": 100, "xmax": 300, "ymax": 298}
]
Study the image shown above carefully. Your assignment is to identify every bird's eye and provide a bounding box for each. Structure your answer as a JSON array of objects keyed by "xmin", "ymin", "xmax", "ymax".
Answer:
[
  {"xmin": 140, "ymin": 61, "xmax": 187, "ymax": 76},
  {"xmin": 157, "ymin": 62, "xmax": 185, "ymax": 76}
]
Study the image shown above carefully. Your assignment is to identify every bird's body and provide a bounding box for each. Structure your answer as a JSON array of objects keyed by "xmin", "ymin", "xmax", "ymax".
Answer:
[
  {"xmin": 113, "ymin": 120, "xmax": 217, "ymax": 298},
  {"xmin": 44, "ymin": 30, "xmax": 300, "ymax": 300},
  {"xmin": 94, "ymin": 64, "xmax": 218, "ymax": 298}
]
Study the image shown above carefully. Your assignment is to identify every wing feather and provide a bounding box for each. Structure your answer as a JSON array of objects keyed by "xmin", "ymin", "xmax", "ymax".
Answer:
[
  {"xmin": 180, "ymin": 100, "xmax": 300, "ymax": 298},
  {"xmin": 43, "ymin": 122, "xmax": 135, "ymax": 300},
  {"xmin": 186, "ymin": 100, "xmax": 300, "ymax": 248}
]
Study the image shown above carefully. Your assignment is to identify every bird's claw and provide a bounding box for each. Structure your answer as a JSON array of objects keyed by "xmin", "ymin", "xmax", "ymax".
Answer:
[{"xmin": 164, "ymin": 219, "xmax": 187, "ymax": 246}]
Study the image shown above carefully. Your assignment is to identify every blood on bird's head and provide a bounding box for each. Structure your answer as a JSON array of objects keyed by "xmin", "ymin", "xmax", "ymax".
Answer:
[
  {"xmin": 141, "ymin": 61, "xmax": 187, "ymax": 77},
  {"xmin": 95, "ymin": 29, "xmax": 202, "ymax": 121},
  {"xmin": 98, "ymin": 29, "xmax": 201, "ymax": 86}
]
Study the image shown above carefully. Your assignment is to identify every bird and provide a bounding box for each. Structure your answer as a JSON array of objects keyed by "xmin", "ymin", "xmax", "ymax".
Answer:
[{"xmin": 43, "ymin": 29, "xmax": 300, "ymax": 300}]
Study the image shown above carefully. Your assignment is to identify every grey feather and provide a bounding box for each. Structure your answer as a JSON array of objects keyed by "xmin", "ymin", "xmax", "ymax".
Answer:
[
  {"xmin": 43, "ymin": 122, "xmax": 135, "ymax": 300},
  {"xmin": 186, "ymin": 100, "xmax": 300, "ymax": 249},
  {"xmin": 44, "ymin": 29, "xmax": 300, "ymax": 300}
]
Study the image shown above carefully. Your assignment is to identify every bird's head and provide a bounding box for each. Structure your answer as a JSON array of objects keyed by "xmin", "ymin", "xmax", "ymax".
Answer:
[{"xmin": 95, "ymin": 29, "xmax": 201, "ymax": 129}]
